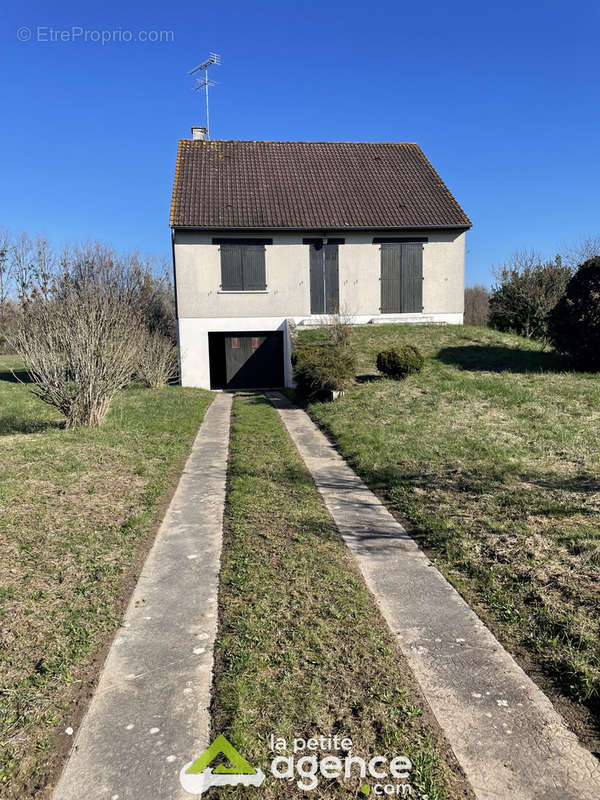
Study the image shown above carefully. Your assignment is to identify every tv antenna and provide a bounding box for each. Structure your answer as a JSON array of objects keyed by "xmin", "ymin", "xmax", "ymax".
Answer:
[{"xmin": 189, "ymin": 52, "xmax": 221, "ymax": 139}]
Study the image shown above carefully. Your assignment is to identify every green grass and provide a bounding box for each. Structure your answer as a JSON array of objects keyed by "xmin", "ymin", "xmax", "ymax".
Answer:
[
  {"xmin": 210, "ymin": 393, "xmax": 470, "ymax": 800},
  {"xmin": 298, "ymin": 325, "xmax": 600, "ymax": 719},
  {"xmin": 0, "ymin": 357, "xmax": 213, "ymax": 797}
]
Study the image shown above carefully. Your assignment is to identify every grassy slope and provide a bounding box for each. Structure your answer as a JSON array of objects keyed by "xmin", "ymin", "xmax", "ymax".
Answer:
[
  {"xmin": 0, "ymin": 357, "xmax": 212, "ymax": 796},
  {"xmin": 211, "ymin": 393, "xmax": 471, "ymax": 800},
  {"xmin": 299, "ymin": 325, "xmax": 600, "ymax": 718}
]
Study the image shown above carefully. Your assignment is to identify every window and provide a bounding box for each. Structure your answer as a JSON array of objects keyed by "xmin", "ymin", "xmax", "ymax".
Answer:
[{"xmin": 213, "ymin": 238, "xmax": 272, "ymax": 291}]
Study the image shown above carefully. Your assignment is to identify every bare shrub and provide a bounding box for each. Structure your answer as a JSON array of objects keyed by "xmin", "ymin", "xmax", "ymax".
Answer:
[
  {"xmin": 130, "ymin": 256, "xmax": 177, "ymax": 342},
  {"xmin": 489, "ymin": 250, "xmax": 572, "ymax": 340},
  {"xmin": 10, "ymin": 242, "xmax": 144, "ymax": 428},
  {"xmin": 324, "ymin": 305, "xmax": 354, "ymax": 348},
  {"xmin": 137, "ymin": 329, "xmax": 179, "ymax": 388},
  {"xmin": 464, "ymin": 285, "xmax": 490, "ymax": 326},
  {"xmin": 0, "ymin": 300, "xmax": 18, "ymax": 354},
  {"xmin": 0, "ymin": 230, "xmax": 17, "ymax": 352}
]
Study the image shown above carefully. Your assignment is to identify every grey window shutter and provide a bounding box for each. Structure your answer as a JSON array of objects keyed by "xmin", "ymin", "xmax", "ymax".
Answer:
[
  {"xmin": 221, "ymin": 245, "xmax": 244, "ymax": 290},
  {"xmin": 310, "ymin": 245, "xmax": 325, "ymax": 313},
  {"xmin": 380, "ymin": 243, "xmax": 422, "ymax": 313},
  {"xmin": 324, "ymin": 244, "xmax": 339, "ymax": 313},
  {"xmin": 400, "ymin": 243, "xmax": 423, "ymax": 312},
  {"xmin": 380, "ymin": 244, "xmax": 402, "ymax": 313},
  {"xmin": 242, "ymin": 245, "xmax": 266, "ymax": 290}
]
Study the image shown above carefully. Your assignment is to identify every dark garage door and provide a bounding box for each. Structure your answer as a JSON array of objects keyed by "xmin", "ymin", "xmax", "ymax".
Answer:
[{"xmin": 208, "ymin": 331, "xmax": 285, "ymax": 390}]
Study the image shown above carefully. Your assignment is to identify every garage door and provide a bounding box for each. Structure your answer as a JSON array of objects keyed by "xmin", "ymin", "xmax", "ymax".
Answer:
[{"xmin": 208, "ymin": 331, "xmax": 285, "ymax": 390}]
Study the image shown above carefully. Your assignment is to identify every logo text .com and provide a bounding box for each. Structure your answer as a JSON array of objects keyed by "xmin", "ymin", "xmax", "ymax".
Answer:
[{"xmin": 16, "ymin": 26, "xmax": 175, "ymax": 44}]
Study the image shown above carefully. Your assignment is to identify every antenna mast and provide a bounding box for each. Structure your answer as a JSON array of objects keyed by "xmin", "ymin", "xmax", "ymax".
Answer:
[{"xmin": 188, "ymin": 52, "xmax": 221, "ymax": 139}]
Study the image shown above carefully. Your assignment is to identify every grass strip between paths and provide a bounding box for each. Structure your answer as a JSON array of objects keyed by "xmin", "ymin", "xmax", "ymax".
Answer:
[{"xmin": 210, "ymin": 392, "xmax": 472, "ymax": 800}]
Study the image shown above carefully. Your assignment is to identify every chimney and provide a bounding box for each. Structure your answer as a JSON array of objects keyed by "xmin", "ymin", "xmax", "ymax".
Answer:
[{"xmin": 191, "ymin": 126, "xmax": 207, "ymax": 141}]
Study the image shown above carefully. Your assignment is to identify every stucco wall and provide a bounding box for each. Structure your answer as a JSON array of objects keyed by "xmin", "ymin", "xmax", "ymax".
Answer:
[
  {"xmin": 173, "ymin": 229, "xmax": 465, "ymax": 319},
  {"xmin": 178, "ymin": 316, "xmax": 294, "ymax": 390}
]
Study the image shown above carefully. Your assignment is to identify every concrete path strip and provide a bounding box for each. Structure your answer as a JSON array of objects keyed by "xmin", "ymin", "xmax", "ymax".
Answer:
[
  {"xmin": 52, "ymin": 392, "xmax": 232, "ymax": 800},
  {"xmin": 268, "ymin": 392, "xmax": 600, "ymax": 800}
]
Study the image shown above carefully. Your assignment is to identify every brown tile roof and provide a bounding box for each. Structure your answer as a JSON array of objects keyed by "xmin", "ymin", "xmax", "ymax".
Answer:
[{"xmin": 170, "ymin": 140, "xmax": 471, "ymax": 230}]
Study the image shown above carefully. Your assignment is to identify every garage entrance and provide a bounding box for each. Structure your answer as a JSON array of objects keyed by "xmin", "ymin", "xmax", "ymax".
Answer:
[{"xmin": 208, "ymin": 331, "xmax": 285, "ymax": 390}]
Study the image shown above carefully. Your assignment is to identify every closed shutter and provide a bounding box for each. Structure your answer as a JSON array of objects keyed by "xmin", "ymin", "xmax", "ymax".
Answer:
[
  {"xmin": 310, "ymin": 243, "xmax": 339, "ymax": 313},
  {"xmin": 380, "ymin": 244, "xmax": 402, "ymax": 313},
  {"xmin": 242, "ymin": 246, "xmax": 266, "ymax": 290},
  {"xmin": 220, "ymin": 245, "xmax": 244, "ymax": 290},
  {"xmin": 220, "ymin": 245, "xmax": 266, "ymax": 290},
  {"xmin": 324, "ymin": 244, "xmax": 339, "ymax": 313},
  {"xmin": 401, "ymin": 243, "xmax": 423, "ymax": 312},
  {"xmin": 310, "ymin": 245, "xmax": 325, "ymax": 313},
  {"xmin": 380, "ymin": 243, "xmax": 423, "ymax": 313}
]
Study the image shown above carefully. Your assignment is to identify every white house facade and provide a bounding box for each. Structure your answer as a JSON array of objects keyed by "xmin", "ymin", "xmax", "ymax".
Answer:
[{"xmin": 170, "ymin": 137, "xmax": 471, "ymax": 389}]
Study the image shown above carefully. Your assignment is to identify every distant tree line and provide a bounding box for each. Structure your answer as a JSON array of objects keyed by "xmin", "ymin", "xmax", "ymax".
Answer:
[
  {"xmin": 464, "ymin": 236, "xmax": 600, "ymax": 370},
  {"xmin": 0, "ymin": 230, "xmax": 178, "ymax": 428}
]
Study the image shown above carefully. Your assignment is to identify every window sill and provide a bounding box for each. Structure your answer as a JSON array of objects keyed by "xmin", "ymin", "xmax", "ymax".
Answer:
[{"xmin": 217, "ymin": 290, "xmax": 269, "ymax": 294}]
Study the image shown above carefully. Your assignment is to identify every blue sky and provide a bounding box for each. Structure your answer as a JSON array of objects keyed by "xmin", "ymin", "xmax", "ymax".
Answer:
[{"xmin": 2, "ymin": 0, "xmax": 599, "ymax": 286}]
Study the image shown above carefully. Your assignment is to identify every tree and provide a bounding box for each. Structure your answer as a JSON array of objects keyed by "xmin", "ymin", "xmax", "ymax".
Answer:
[
  {"xmin": 489, "ymin": 250, "xmax": 572, "ymax": 340},
  {"xmin": 561, "ymin": 235, "xmax": 600, "ymax": 270},
  {"xmin": 128, "ymin": 255, "xmax": 177, "ymax": 342},
  {"xmin": 10, "ymin": 242, "xmax": 145, "ymax": 428},
  {"xmin": 0, "ymin": 230, "xmax": 14, "ymax": 352},
  {"xmin": 464, "ymin": 285, "xmax": 489, "ymax": 326},
  {"xmin": 548, "ymin": 257, "xmax": 600, "ymax": 371}
]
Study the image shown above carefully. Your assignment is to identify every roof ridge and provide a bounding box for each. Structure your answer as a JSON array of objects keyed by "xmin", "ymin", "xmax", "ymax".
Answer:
[{"xmin": 179, "ymin": 139, "xmax": 420, "ymax": 145}]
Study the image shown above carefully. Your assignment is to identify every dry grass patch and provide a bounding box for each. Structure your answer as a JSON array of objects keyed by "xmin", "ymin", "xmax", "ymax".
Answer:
[
  {"xmin": 0, "ymin": 356, "xmax": 212, "ymax": 796},
  {"xmin": 299, "ymin": 325, "xmax": 600, "ymax": 745}
]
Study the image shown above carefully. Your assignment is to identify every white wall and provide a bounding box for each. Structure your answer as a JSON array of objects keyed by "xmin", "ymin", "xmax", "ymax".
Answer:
[
  {"xmin": 173, "ymin": 229, "xmax": 466, "ymax": 319},
  {"xmin": 174, "ymin": 229, "xmax": 466, "ymax": 388},
  {"xmin": 179, "ymin": 316, "xmax": 294, "ymax": 390}
]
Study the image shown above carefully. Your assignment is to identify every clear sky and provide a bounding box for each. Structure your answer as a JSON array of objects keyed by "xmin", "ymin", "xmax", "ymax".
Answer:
[{"xmin": 2, "ymin": 0, "xmax": 599, "ymax": 286}]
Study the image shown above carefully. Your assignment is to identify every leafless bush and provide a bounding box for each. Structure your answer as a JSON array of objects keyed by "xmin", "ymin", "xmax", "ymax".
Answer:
[
  {"xmin": 324, "ymin": 305, "xmax": 354, "ymax": 348},
  {"xmin": 464, "ymin": 285, "xmax": 490, "ymax": 326},
  {"xmin": 136, "ymin": 329, "xmax": 179, "ymax": 388},
  {"xmin": 0, "ymin": 300, "xmax": 18, "ymax": 354},
  {"xmin": 561, "ymin": 236, "xmax": 600, "ymax": 270},
  {"xmin": 0, "ymin": 230, "xmax": 16, "ymax": 352},
  {"xmin": 10, "ymin": 241, "xmax": 145, "ymax": 428},
  {"xmin": 135, "ymin": 260, "xmax": 177, "ymax": 341}
]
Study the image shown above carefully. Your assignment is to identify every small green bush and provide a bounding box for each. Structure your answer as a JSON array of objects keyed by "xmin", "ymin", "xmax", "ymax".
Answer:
[
  {"xmin": 376, "ymin": 345, "xmax": 424, "ymax": 379},
  {"xmin": 293, "ymin": 344, "xmax": 355, "ymax": 400}
]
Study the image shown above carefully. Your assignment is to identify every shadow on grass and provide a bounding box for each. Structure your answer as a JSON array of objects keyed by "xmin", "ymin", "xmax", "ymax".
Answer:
[
  {"xmin": 436, "ymin": 345, "xmax": 569, "ymax": 373},
  {"xmin": 0, "ymin": 368, "xmax": 35, "ymax": 384},
  {"xmin": 0, "ymin": 416, "xmax": 64, "ymax": 436},
  {"xmin": 355, "ymin": 374, "xmax": 385, "ymax": 384}
]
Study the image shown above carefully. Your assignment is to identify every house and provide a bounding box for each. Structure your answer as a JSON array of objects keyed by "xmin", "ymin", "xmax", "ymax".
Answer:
[{"xmin": 170, "ymin": 132, "xmax": 471, "ymax": 389}]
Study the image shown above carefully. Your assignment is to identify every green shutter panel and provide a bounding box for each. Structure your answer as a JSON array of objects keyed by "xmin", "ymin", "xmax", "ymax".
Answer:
[
  {"xmin": 242, "ymin": 245, "xmax": 266, "ymax": 290},
  {"xmin": 400, "ymin": 244, "xmax": 423, "ymax": 312},
  {"xmin": 220, "ymin": 245, "xmax": 244, "ymax": 290}
]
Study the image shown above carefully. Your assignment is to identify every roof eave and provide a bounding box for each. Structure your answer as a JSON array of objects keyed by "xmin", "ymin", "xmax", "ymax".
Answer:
[{"xmin": 170, "ymin": 223, "xmax": 472, "ymax": 232}]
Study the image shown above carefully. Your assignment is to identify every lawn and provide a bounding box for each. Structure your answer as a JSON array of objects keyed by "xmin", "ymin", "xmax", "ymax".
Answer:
[
  {"xmin": 298, "ymin": 325, "xmax": 600, "ymax": 742},
  {"xmin": 0, "ymin": 356, "xmax": 213, "ymax": 797},
  {"xmin": 210, "ymin": 393, "xmax": 472, "ymax": 800}
]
